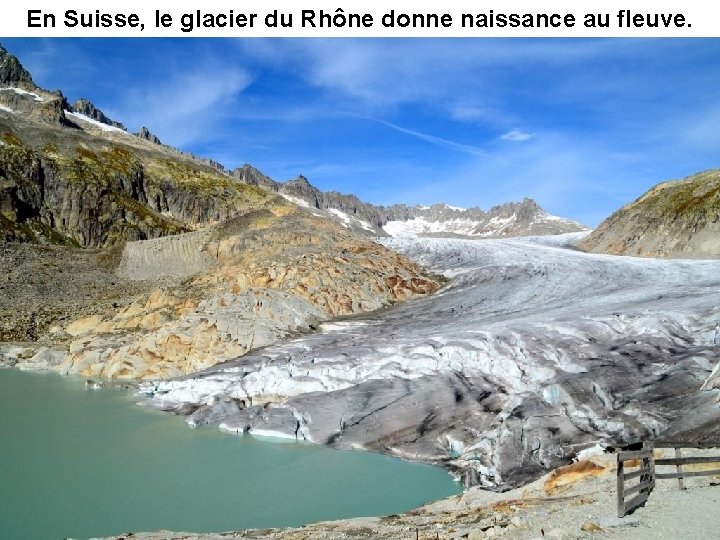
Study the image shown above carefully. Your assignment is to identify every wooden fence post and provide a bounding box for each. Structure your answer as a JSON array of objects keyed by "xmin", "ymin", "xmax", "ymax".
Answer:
[
  {"xmin": 617, "ymin": 442, "xmax": 655, "ymax": 517},
  {"xmin": 674, "ymin": 448, "xmax": 686, "ymax": 490},
  {"xmin": 617, "ymin": 457, "xmax": 625, "ymax": 518}
]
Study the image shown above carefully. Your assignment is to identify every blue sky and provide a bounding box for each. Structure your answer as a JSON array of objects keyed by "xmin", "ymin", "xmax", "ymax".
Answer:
[{"xmin": 5, "ymin": 38, "xmax": 720, "ymax": 226}]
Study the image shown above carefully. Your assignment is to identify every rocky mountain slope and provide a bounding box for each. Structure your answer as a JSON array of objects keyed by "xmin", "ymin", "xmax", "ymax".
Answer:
[
  {"xmin": 233, "ymin": 165, "xmax": 588, "ymax": 238},
  {"xmin": 0, "ymin": 44, "xmax": 441, "ymax": 376},
  {"xmin": 579, "ymin": 169, "xmax": 720, "ymax": 258}
]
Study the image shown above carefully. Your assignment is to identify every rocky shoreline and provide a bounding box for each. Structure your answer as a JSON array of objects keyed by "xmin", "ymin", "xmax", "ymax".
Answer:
[{"xmin": 97, "ymin": 450, "xmax": 720, "ymax": 539}]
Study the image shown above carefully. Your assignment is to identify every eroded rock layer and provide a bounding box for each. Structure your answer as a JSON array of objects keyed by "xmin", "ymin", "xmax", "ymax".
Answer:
[{"xmin": 3, "ymin": 211, "xmax": 440, "ymax": 379}]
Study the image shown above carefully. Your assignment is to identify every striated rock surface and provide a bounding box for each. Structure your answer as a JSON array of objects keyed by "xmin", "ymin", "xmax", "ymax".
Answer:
[
  {"xmin": 138, "ymin": 233, "xmax": 720, "ymax": 489},
  {"xmin": 0, "ymin": 44, "xmax": 282, "ymax": 248},
  {"xmin": 0, "ymin": 44, "xmax": 34, "ymax": 88},
  {"xmin": 0, "ymin": 116, "xmax": 281, "ymax": 247},
  {"xmin": 579, "ymin": 169, "xmax": 720, "ymax": 259}
]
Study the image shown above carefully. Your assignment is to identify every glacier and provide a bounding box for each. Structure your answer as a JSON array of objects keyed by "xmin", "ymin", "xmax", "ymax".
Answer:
[{"xmin": 139, "ymin": 232, "xmax": 720, "ymax": 489}]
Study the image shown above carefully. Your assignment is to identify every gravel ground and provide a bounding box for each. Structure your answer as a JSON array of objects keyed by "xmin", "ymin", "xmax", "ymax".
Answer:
[{"xmin": 0, "ymin": 242, "xmax": 156, "ymax": 341}]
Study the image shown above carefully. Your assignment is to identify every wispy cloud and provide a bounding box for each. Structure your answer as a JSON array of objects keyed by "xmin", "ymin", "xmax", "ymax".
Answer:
[
  {"xmin": 372, "ymin": 118, "xmax": 484, "ymax": 156},
  {"xmin": 677, "ymin": 103, "xmax": 720, "ymax": 151},
  {"xmin": 501, "ymin": 130, "xmax": 535, "ymax": 142},
  {"xmin": 237, "ymin": 39, "xmax": 665, "ymax": 111},
  {"xmin": 109, "ymin": 69, "xmax": 252, "ymax": 147}
]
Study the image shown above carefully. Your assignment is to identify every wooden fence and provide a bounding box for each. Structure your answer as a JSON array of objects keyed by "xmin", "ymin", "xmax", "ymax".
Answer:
[
  {"xmin": 616, "ymin": 442, "xmax": 655, "ymax": 518},
  {"xmin": 617, "ymin": 441, "xmax": 720, "ymax": 517},
  {"xmin": 654, "ymin": 442, "xmax": 720, "ymax": 490}
]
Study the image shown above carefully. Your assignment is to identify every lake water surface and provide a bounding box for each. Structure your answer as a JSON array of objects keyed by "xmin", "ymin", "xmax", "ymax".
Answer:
[{"xmin": 0, "ymin": 368, "xmax": 460, "ymax": 539}]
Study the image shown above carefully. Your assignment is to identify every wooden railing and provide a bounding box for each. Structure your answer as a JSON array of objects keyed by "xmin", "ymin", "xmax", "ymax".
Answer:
[
  {"xmin": 654, "ymin": 443, "xmax": 720, "ymax": 490},
  {"xmin": 617, "ymin": 441, "xmax": 720, "ymax": 517},
  {"xmin": 616, "ymin": 442, "xmax": 655, "ymax": 517}
]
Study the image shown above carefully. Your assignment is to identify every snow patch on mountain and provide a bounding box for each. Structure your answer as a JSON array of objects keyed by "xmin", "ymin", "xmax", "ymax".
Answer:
[
  {"xmin": 65, "ymin": 111, "xmax": 128, "ymax": 134},
  {"xmin": 383, "ymin": 205, "xmax": 587, "ymax": 238},
  {"xmin": 478, "ymin": 214, "xmax": 517, "ymax": 236},
  {"xmin": 384, "ymin": 217, "xmax": 483, "ymax": 237},
  {"xmin": 327, "ymin": 208, "xmax": 375, "ymax": 232},
  {"xmin": 279, "ymin": 193, "xmax": 312, "ymax": 209},
  {"xmin": 0, "ymin": 86, "xmax": 43, "ymax": 102}
]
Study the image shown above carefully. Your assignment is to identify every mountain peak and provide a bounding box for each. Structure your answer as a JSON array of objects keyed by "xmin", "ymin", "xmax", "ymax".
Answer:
[
  {"xmin": 0, "ymin": 45, "xmax": 34, "ymax": 88},
  {"xmin": 289, "ymin": 175, "xmax": 312, "ymax": 187},
  {"xmin": 70, "ymin": 98, "xmax": 126, "ymax": 131},
  {"xmin": 136, "ymin": 126, "xmax": 162, "ymax": 145}
]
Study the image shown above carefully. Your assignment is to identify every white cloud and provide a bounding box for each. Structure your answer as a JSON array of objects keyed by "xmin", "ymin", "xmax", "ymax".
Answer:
[
  {"xmin": 500, "ymin": 130, "xmax": 535, "ymax": 142},
  {"xmin": 237, "ymin": 39, "xmax": 653, "ymax": 111},
  {"xmin": 108, "ymin": 69, "xmax": 252, "ymax": 147}
]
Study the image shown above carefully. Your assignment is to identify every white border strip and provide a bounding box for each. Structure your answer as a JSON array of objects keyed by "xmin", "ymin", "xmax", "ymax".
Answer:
[{"xmin": 2, "ymin": 1, "xmax": 718, "ymax": 37}]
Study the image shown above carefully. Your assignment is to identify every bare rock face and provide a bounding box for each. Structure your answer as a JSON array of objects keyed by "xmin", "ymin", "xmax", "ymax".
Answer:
[
  {"xmin": 0, "ymin": 121, "xmax": 288, "ymax": 247},
  {"xmin": 0, "ymin": 44, "xmax": 34, "ymax": 87},
  {"xmin": 135, "ymin": 126, "xmax": 162, "ymax": 145},
  {"xmin": 579, "ymin": 169, "xmax": 720, "ymax": 258},
  {"xmin": 58, "ymin": 212, "xmax": 441, "ymax": 379},
  {"xmin": 0, "ymin": 43, "xmax": 443, "ymax": 377},
  {"xmin": 70, "ymin": 98, "xmax": 126, "ymax": 130},
  {"xmin": 0, "ymin": 44, "xmax": 282, "ymax": 248},
  {"xmin": 0, "ymin": 46, "xmax": 70, "ymax": 125},
  {"xmin": 0, "ymin": 86, "xmax": 68, "ymax": 125}
]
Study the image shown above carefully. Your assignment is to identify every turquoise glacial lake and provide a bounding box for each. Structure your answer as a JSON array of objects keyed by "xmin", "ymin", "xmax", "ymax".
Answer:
[{"xmin": 0, "ymin": 368, "xmax": 460, "ymax": 539}]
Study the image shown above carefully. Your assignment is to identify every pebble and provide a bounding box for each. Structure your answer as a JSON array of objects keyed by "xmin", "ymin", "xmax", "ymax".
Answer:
[{"xmin": 580, "ymin": 521, "xmax": 602, "ymax": 532}]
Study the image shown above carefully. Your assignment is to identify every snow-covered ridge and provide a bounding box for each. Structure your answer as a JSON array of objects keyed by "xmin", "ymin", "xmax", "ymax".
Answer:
[
  {"xmin": 279, "ymin": 193, "xmax": 312, "ymax": 209},
  {"xmin": 384, "ymin": 216, "xmax": 493, "ymax": 237},
  {"xmin": 65, "ymin": 111, "xmax": 128, "ymax": 134},
  {"xmin": 383, "ymin": 207, "xmax": 587, "ymax": 238},
  {"xmin": 0, "ymin": 104, "xmax": 14, "ymax": 113},
  {"xmin": 278, "ymin": 193, "xmax": 375, "ymax": 231}
]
